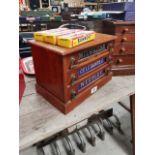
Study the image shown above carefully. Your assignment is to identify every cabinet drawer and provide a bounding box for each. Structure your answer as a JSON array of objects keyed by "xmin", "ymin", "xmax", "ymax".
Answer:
[
  {"xmin": 64, "ymin": 42, "xmax": 114, "ymax": 70},
  {"xmin": 66, "ymin": 53, "xmax": 111, "ymax": 85},
  {"xmin": 66, "ymin": 67, "xmax": 111, "ymax": 100},
  {"xmin": 112, "ymin": 55, "xmax": 135, "ymax": 66},
  {"xmin": 113, "ymin": 43, "xmax": 135, "ymax": 55},
  {"xmin": 115, "ymin": 25, "xmax": 135, "ymax": 34},
  {"xmin": 115, "ymin": 33, "xmax": 135, "ymax": 43},
  {"xmin": 112, "ymin": 65, "xmax": 135, "ymax": 76}
]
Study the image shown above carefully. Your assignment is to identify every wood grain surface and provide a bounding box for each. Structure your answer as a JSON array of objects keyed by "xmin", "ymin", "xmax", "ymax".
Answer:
[{"xmin": 28, "ymin": 33, "xmax": 116, "ymax": 56}]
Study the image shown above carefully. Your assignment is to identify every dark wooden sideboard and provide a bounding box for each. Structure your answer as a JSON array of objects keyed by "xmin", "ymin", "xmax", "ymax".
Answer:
[
  {"xmin": 102, "ymin": 20, "xmax": 135, "ymax": 75},
  {"xmin": 29, "ymin": 33, "xmax": 116, "ymax": 114}
]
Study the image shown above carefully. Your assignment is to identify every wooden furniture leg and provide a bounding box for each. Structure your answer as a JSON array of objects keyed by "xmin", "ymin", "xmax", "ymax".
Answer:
[{"xmin": 130, "ymin": 94, "xmax": 135, "ymax": 155}]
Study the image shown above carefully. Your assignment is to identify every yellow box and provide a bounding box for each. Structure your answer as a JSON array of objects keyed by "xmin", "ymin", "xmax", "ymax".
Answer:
[
  {"xmin": 57, "ymin": 31, "xmax": 96, "ymax": 48},
  {"xmin": 44, "ymin": 29, "xmax": 82, "ymax": 45},
  {"xmin": 34, "ymin": 31, "xmax": 46, "ymax": 42},
  {"xmin": 33, "ymin": 28, "xmax": 67, "ymax": 42}
]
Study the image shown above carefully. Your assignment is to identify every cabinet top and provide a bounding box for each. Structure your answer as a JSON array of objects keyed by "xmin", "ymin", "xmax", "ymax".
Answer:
[{"xmin": 28, "ymin": 33, "xmax": 116, "ymax": 56}]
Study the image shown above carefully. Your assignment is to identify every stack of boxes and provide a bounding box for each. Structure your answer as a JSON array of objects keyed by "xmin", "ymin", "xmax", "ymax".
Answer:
[{"xmin": 34, "ymin": 28, "xmax": 96, "ymax": 48}]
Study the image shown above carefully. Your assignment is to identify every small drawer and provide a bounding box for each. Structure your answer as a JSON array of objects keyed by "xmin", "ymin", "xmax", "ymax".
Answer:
[
  {"xmin": 113, "ymin": 43, "xmax": 135, "ymax": 55},
  {"xmin": 66, "ymin": 66, "xmax": 111, "ymax": 100},
  {"xmin": 64, "ymin": 42, "xmax": 114, "ymax": 70},
  {"xmin": 112, "ymin": 65, "xmax": 135, "ymax": 76},
  {"xmin": 115, "ymin": 33, "xmax": 135, "ymax": 43},
  {"xmin": 66, "ymin": 53, "xmax": 111, "ymax": 85},
  {"xmin": 112, "ymin": 55, "xmax": 135, "ymax": 66},
  {"xmin": 115, "ymin": 25, "xmax": 135, "ymax": 34}
]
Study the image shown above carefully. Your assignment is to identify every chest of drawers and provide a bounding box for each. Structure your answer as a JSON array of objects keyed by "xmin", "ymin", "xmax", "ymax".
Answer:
[
  {"xmin": 29, "ymin": 33, "xmax": 116, "ymax": 114},
  {"xmin": 102, "ymin": 20, "xmax": 135, "ymax": 75}
]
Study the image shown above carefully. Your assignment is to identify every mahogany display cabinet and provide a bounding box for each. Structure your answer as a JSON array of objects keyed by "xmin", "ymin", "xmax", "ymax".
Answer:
[
  {"xmin": 103, "ymin": 20, "xmax": 135, "ymax": 76},
  {"xmin": 29, "ymin": 33, "xmax": 116, "ymax": 114}
]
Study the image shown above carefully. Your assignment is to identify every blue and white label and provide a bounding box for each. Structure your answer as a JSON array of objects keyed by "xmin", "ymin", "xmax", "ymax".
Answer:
[
  {"xmin": 78, "ymin": 70, "xmax": 105, "ymax": 91},
  {"xmin": 78, "ymin": 58, "xmax": 106, "ymax": 76},
  {"xmin": 78, "ymin": 44, "xmax": 106, "ymax": 60}
]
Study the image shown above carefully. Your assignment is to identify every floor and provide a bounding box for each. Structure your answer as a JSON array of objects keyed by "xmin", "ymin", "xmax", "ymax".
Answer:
[{"xmin": 20, "ymin": 97, "xmax": 133, "ymax": 155}]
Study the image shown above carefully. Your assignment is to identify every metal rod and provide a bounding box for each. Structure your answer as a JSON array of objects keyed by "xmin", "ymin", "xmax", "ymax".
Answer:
[{"xmin": 118, "ymin": 101, "xmax": 131, "ymax": 113}]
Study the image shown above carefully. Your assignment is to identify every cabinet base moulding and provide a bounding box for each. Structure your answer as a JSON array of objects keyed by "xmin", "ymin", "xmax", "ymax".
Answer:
[{"xmin": 36, "ymin": 73, "xmax": 112, "ymax": 114}]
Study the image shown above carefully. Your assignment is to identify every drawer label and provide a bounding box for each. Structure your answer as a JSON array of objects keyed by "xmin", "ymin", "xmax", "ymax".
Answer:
[
  {"xmin": 78, "ymin": 57, "xmax": 106, "ymax": 76},
  {"xmin": 91, "ymin": 86, "xmax": 98, "ymax": 94},
  {"xmin": 78, "ymin": 44, "xmax": 106, "ymax": 60},
  {"xmin": 78, "ymin": 70, "xmax": 105, "ymax": 91}
]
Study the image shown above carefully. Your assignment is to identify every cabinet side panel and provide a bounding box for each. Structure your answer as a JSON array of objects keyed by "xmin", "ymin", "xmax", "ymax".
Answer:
[
  {"xmin": 31, "ymin": 45, "xmax": 65, "ymax": 101},
  {"xmin": 102, "ymin": 21, "xmax": 115, "ymax": 35},
  {"xmin": 62, "ymin": 55, "xmax": 72, "ymax": 102}
]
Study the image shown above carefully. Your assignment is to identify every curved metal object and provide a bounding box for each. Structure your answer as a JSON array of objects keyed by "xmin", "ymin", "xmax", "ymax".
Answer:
[
  {"xmin": 99, "ymin": 110, "xmax": 123, "ymax": 134},
  {"xmin": 112, "ymin": 114, "xmax": 121, "ymax": 127},
  {"xmin": 51, "ymin": 141, "xmax": 61, "ymax": 155},
  {"xmin": 59, "ymin": 23, "xmax": 87, "ymax": 30},
  {"xmin": 37, "ymin": 147, "xmax": 45, "ymax": 155},
  {"xmin": 64, "ymin": 136, "xmax": 75, "ymax": 155},
  {"xmin": 86, "ymin": 126, "xmax": 96, "ymax": 146},
  {"xmin": 95, "ymin": 121, "xmax": 105, "ymax": 140},
  {"xmin": 99, "ymin": 117, "xmax": 113, "ymax": 134},
  {"xmin": 110, "ymin": 114, "xmax": 124, "ymax": 134},
  {"xmin": 75, "ymin": 130, "xmax": 86, "ymax": 153}
]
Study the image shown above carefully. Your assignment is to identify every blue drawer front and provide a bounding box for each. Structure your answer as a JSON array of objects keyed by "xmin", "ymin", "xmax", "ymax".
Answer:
[
  {"xmin": 78, "ymin": 70, "xmax": 105, "ymax": 91},
  {"xmin": 78, "ymin": 44, "xmax": 106, "ymax": 60},
  {"xmin": 78, "ymin": 57, "xmax": 106, "ymax": 76}
]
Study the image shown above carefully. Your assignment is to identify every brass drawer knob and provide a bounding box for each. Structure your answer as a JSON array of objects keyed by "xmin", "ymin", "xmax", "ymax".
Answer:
[
  {"xmin": 109, "ymin": 59, "xmax": 113, "ymax": 64},
  {"xmin": 123, "ymin": 28, "xmax": 129, "ymax": 32},
  {"xmin": 110, "ymin": 47, "xmax": 114, "ymax": 53},
  {"xmin": 105, "ymin": 68, "xmax": 111, "ymax": 75},
  {"xmin": 122, "ymin": 37, "xmax": 127, "ymax": 42},
  {"xmin": 71, "ymin": 90, "xmax": 77, "ymax": 99},
  {"xmin": 116, "ymin": 58, "xmax": 123, "ymax": 64},
  {"xmin": 120, "ymin": 47, "xmax": 126, "ymax": 53},
  {"xmin": 70, "ymin": 57, "xmax": 76, "ymax": 69},
  {"xmin": 71, "ymin": 74, "xmax": 76, "ymax": 85}
]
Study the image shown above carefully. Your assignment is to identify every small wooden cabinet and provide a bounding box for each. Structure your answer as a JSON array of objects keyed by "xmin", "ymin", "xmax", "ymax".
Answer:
[
  {"xmin": 102, "ymin": 20, "xmax": 135, "ymax": 75},
  {"xmin": 29, "ymin": 33, "xmax": 116, "ymax": 114}
]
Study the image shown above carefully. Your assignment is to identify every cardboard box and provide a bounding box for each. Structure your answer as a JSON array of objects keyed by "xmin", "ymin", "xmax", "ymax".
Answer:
[
  {"xmin": 57, "ymin": 31, "xmax": 96, "ymax": 48},
  {"xmin": 34, "ymin": 28, "xmax": 67, "ymax": 42},
  {"xmin": 44, "ymin": 29, "xmax": 81, "ymax": 45}
]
